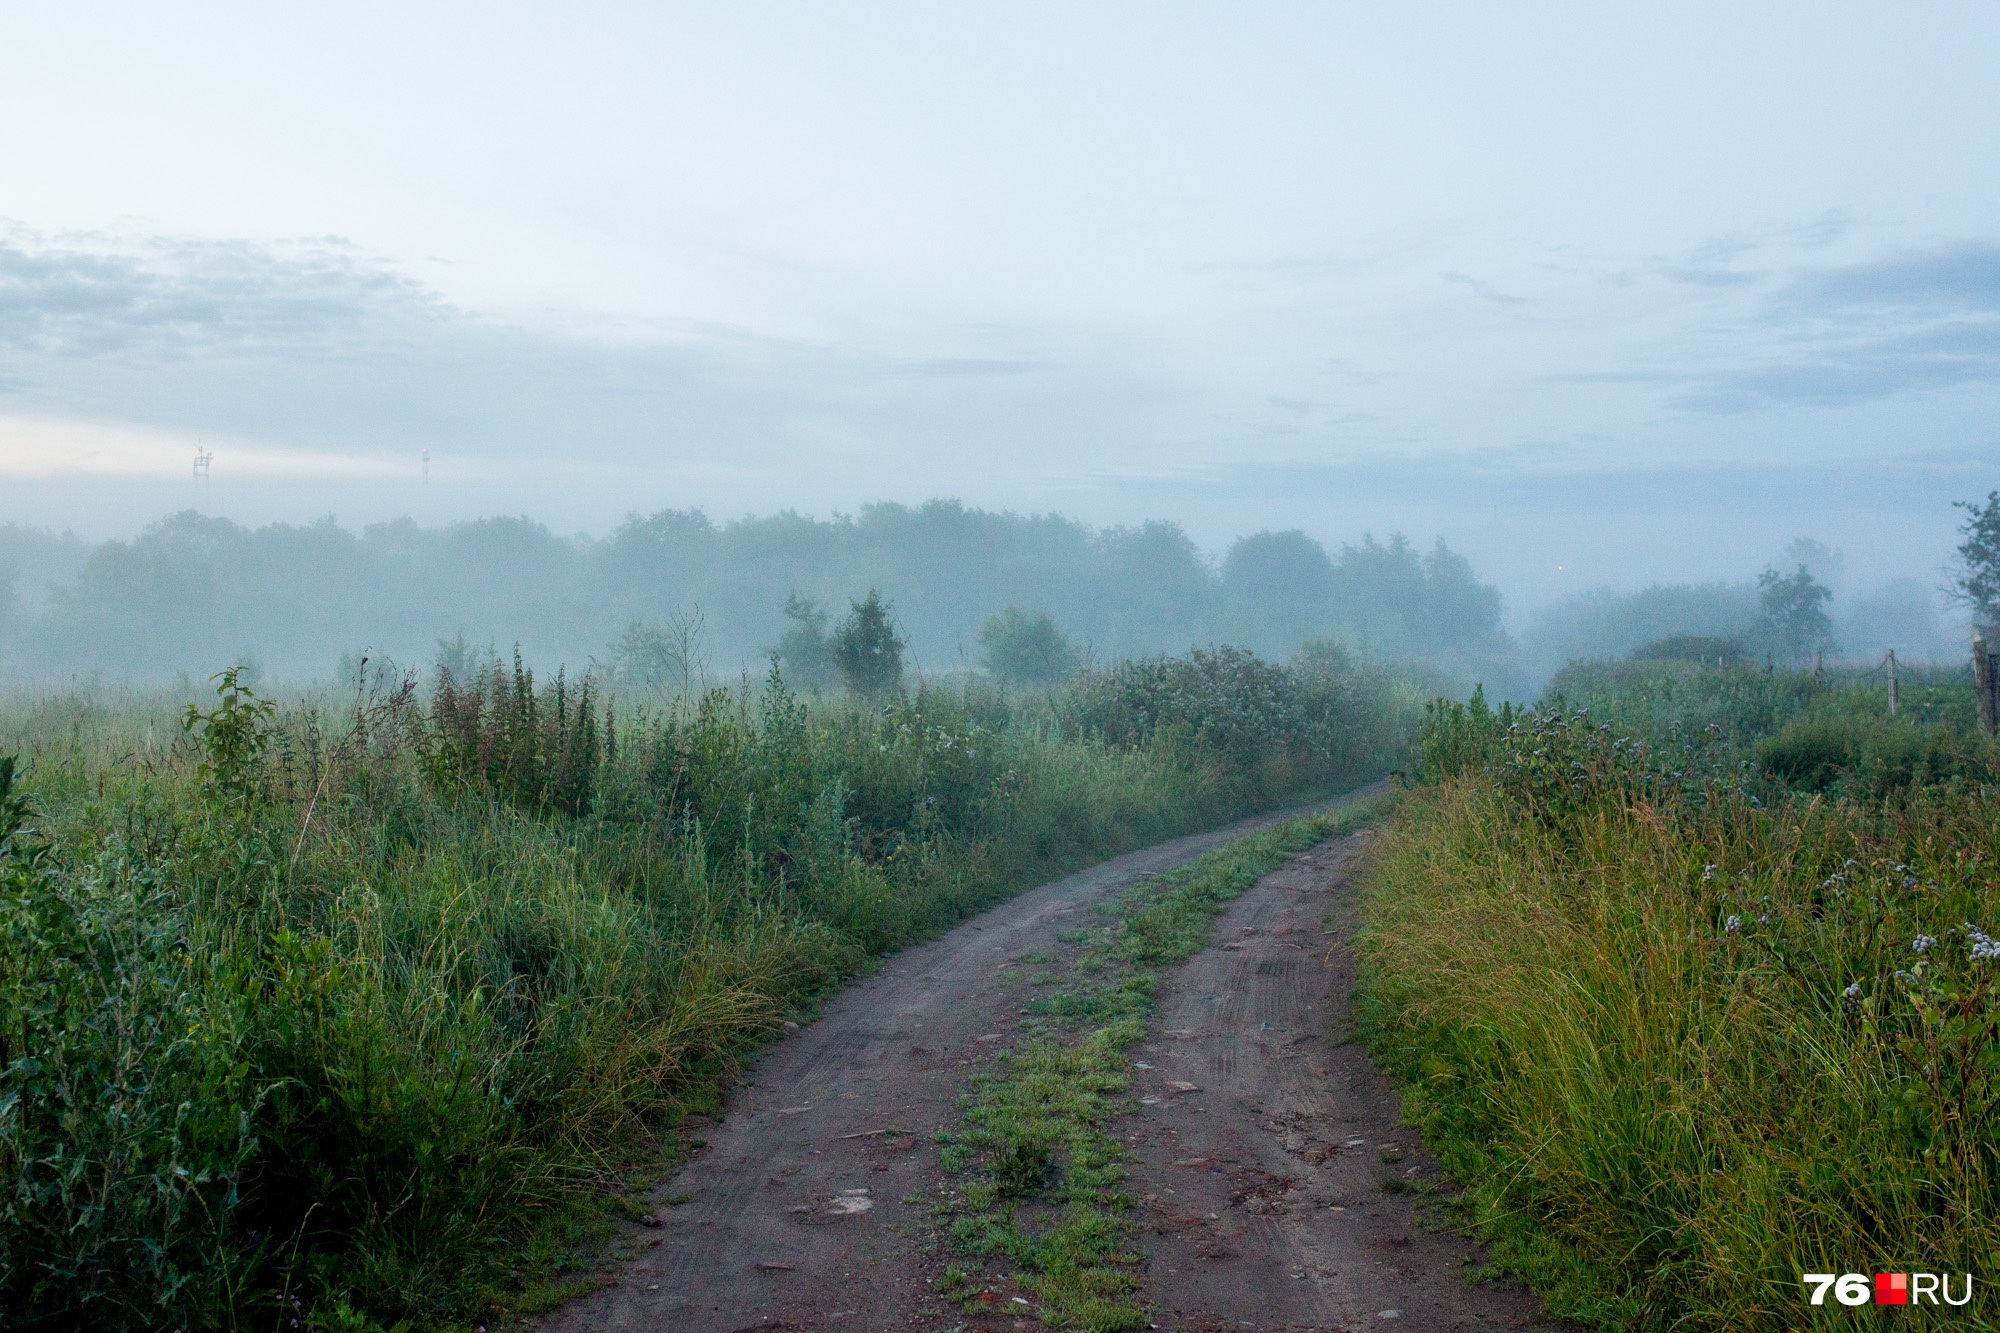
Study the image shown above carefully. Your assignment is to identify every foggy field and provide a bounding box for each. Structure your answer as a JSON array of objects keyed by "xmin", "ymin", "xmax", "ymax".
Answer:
[{"xmin": 9, "ymin": 6, "xmax": 2000, "ymax": 1330}]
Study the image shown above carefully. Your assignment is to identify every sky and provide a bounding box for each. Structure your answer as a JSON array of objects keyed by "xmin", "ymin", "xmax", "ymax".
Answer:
[{"xmin": 2, "ymin": 2, "xmax": 1997, "ymax": 619}]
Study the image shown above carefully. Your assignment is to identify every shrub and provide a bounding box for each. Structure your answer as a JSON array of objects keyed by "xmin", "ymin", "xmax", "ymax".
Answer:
[
  {"xmin": 979, "ymin": 607, "xmax": 1080, "ymax": 687},
  {"xmin": 770, "ymin": 595, "xmax": 839, "ymax": 692},
  {"xmin": 1630, "ymin": 633, "xmax": 1747, "ymax": 667},
  {"xmin": 829, "ymin": 590, "xmax": 905, "ymax": 700},
  {"xmin": 0, "ymin": 757, "xmax": 263, "ymax": 1330},
  {"xmin": 1407, "ymin": 684, "xmax": 1514, "ymax": 784},
  {"xmin": 1755, "ymin": 716, "xmax": 1859, "ymax": 790}
]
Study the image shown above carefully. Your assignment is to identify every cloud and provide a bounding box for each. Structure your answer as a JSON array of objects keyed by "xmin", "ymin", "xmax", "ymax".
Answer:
[
  {"xmin": 1787, "ymin": 210, "xmax": 1851, "ymax": 250},
  {"xmin": 1440, "ymin": 270, "xmax": 1529, "ymax": 306},
  {"xmin": 1775, "ymin": 241, "xmax": 2000, "ymax": 316},
  {"xmin": 1659, "ymin": 264, "xmax": 1765, "ymax": 287},
  {"xmin": 893, "ymin": 356, "xmax": 1047, "ymax": 377},
  {"xmin": 0, "ymin": 227, "xmax": 1197, "ymax": 491},
  {"xmin": 1675, "ymin": 240, "xmax": 2000, "ymax": 411},
  {"xmin": 0, "ymin": 229, "xmax": 440, "ymax": 359}
]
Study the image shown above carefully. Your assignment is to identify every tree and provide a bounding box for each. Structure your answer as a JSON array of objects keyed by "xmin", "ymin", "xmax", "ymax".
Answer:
[
  {"xmin": 979, "ymin": 607, "xmax": 1080, "ymax": 687},
  {"xmin": 608, "ymin": 611, "xmax": 705, "ymax": 694},
  {"xmin": 1752, "ymin": 565, "xmax": 1836, "ymax": 664},
  {"xmin": 1951, "ymin": 490, "xmax": 2000, "ymax": 634},
  {"xmin": 609, "ymin": 621, "xmax": 676, "ymax": 688},
  {"xmin": 829, "ymin": 589, "xmax": 905, "ymax": 699},
  {"xmin": 0, "ymin": 569, "xmax": 17, "ymax": 661},
  {"xmin": 771, "ymin": 594, "xmax": 839, "ymax": 691}
]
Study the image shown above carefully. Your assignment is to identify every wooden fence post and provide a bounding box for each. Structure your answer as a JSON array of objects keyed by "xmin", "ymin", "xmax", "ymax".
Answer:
[
  {"xmin": 1976, "ymin": 636, "xmax": 1999, "ymax": 736},
  {"xmin": 1886, "ymin": 648, "xmax": 1898, "ymax": 719},
  {"xmin": 1991, "ymin": 644, "xmax": 2000, "ymax": 736}
]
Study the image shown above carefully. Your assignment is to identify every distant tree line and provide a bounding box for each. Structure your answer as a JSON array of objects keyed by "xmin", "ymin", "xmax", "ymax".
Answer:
[
  {"xmin": 0, "ymin": 501, "xmax": 1521, "ymax": 692},
  {"xmin": 1522, "ymin": 524, "xmax": 1986, "ymax": 678}
]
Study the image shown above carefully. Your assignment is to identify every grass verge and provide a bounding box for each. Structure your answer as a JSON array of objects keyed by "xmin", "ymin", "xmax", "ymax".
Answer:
[
  {"xmin": 2, "ymin": 656, "xmax": 1421, "ymax": 1330},
  {"xmin": 933, "ymin": 790, "xmax": 1396, "ymax": 1330},
  {"xmin": 1358, "ymin": 705, "xmax": 2000, "ymax": 1331}
]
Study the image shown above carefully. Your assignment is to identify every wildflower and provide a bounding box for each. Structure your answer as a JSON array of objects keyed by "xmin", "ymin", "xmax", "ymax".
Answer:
[
  {"xmin": 1902, "ymin": 877, "xmax": 1918, "ymax": 890},
  {"xmin": 1911, "ymin": 935, "xmax": 1937, "ymax": 954},
  {"xmin": 1702, "ymin": 864, "xmax": 1718, "ymax": 883},
  {"xmin": 1965, "ymin": 923, "xmax": 2000, "ymax": 961},
  {"xmin": 1724, "ymin": 915, "xmax": 1742, "ymax": 934},
  {"xmin": 1842, "ymin": 981, "xmax": 1862, "ymax": 1016}
]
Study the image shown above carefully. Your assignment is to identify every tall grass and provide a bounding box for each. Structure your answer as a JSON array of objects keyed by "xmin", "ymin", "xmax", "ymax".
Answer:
[
  {"xmin": 1357, "ymin": 672, "xmax": 2000, "ymax": 1329},
  {"xmin": 1, "ymin": 649, "xmax": 1418, "ymax": 1331}
]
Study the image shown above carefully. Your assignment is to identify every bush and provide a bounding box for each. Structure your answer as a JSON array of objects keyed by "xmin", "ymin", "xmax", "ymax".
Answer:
[
  {"xmin": 770, "ymin": 596, "xmax": 839, "ymax": 693},
  {"xmin": 1407, "ymin": 684, "xmax": 1514, "ymax": 784},
  {"xmin": 1630, "ymin": 634, "xmax": 1747, "ymax": 667},
  {"xmin": 0, "ymin": 757, "xmax": 262, "ymax": 1331},
  {"xmin": 979, "ymin": 607, "xmax": 1080, "ymax": 687},
  {"xmin": 828, "ymin": 590, "xmax": 905, "ymax": 700},
  {"xmin": 1061, "ymin": 644, "xmax": 1416, "ymax": 791}
]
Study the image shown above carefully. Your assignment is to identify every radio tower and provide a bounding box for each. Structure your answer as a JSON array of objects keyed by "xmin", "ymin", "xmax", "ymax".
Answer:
[
  {"xmin": 193, "ymin": 445, "xmax": 213, "ymax": 501},
  {"xmin": 421, "ymin": 447, "xmax": 430, "ymax": 485}
]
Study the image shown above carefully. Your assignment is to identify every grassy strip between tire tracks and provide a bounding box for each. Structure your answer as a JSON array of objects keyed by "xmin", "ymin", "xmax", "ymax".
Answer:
[{"xmin": 931, "ymin": 790, "xmax": 1397, "ymax": 1330}]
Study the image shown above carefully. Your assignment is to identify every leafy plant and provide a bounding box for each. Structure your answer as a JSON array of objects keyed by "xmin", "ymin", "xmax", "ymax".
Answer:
[
  {"xmin": 771, "ymin": 594, "xmax": 839, "ymax": 692},
  {"xmin": 829, "ymin": 589, "xmax": 905, "ymax": 700},
  {"xmin": 979, "ymin": 607, "xmax": 1080, "ymax": 687},
  {"xmin": 429, "ymin": 649, "xmax": 604, "ymax": 816},
  {"xmin": 183, "ymin": 665, "xmax": 277, "ymax": 817},
  {"xmin": 0, "ymin": 756, "xmax": 264, "ymax": 1330}
]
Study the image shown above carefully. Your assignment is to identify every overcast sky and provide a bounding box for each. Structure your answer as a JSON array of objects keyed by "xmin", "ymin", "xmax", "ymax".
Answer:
[{"xmin": 2, "ymin": 2, "xmax": 1996, "ymax": 613}]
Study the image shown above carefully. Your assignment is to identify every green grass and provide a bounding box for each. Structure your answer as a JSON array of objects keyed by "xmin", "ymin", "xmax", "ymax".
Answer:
[
  {"xmin": 1357, "ymin": 675, "xmax": 2000, "ymax": 1331},
  {"xmin": 0, "ymin": 656, "xmax": 1417, "ymax": 1331},
  {"xmin": 934, "ymin": 794, "xmax": 1394, "ymax": 1330}
]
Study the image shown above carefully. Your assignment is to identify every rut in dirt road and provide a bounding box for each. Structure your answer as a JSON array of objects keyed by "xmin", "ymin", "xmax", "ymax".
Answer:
[
  {"xmin": 1116, "ymin": 834, "xmax": 1557, "ymax": 1332},
  {"xmin": 537, "ymin": 792, "xmax": 1562, "ymax": 1333}
]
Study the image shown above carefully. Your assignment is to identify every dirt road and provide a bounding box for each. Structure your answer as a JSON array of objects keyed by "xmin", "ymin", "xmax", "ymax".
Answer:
[{"xmin": 540, "ymin": 794, "xmax": 1559, "ymax": 1333}]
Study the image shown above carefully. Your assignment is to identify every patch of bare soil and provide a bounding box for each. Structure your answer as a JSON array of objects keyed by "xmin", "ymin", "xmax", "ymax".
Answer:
[{"xmin": 536, "ymin": 797, "xmax": 1564, "ymax": 1333}]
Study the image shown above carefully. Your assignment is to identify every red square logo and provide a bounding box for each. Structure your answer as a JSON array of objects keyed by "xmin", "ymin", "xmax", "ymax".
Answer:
[{"xmin": 1876, "ymin": 1273, "xmax": 1909, "ymax": 1305}]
